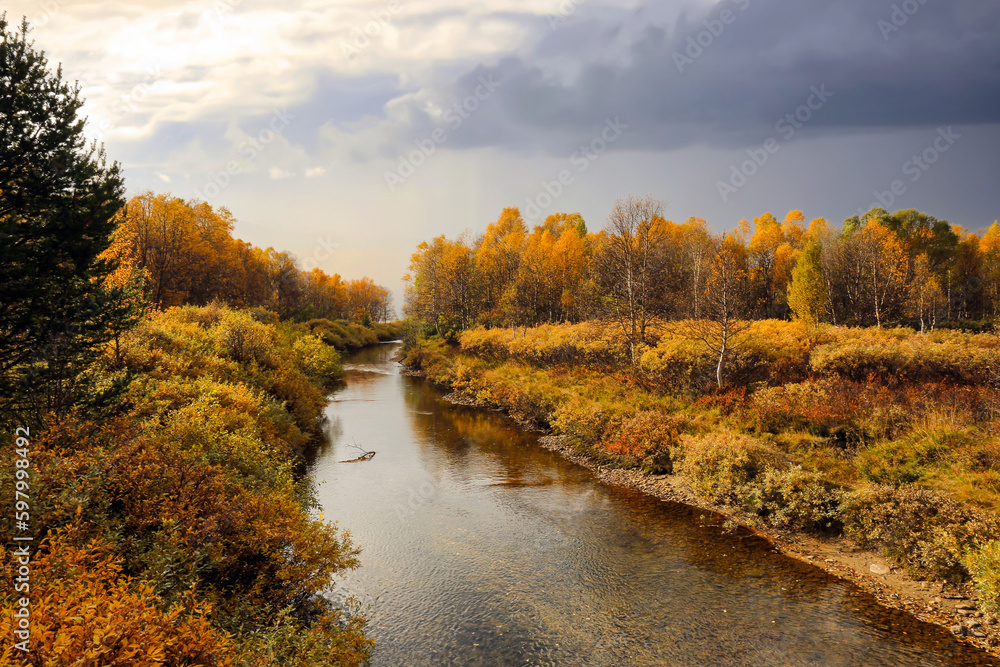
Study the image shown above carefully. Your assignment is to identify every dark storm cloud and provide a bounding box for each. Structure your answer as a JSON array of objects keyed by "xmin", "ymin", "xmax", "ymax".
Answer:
[{"xmin": 420, "ymin": 0, "xmax": 1000, "ymax": 154}]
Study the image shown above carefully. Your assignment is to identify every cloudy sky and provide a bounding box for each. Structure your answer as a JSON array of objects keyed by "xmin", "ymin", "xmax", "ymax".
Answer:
[{"xmin": 8, "ymin": 0, "xmax": 1000, "ymax": 303}]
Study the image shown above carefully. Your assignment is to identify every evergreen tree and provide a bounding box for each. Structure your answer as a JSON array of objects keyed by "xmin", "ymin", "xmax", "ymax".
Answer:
[{"xmin": 0, "ymin": 15, "xmax": 139, "ymax": 425}]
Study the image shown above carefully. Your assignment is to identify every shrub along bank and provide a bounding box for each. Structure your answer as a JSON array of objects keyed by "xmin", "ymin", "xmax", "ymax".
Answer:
[
  {"xmin": 0, "ymin": 305, "xmax": 389, "ymax": 666},
  {"xmin": 404, "ymin": 320, "xmax": 1000, "ymax": 611}
]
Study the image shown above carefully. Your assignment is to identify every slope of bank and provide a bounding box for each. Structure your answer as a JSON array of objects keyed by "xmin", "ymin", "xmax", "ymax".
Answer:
[
  {"xmin": 0, "ymin": 305, "xmax": 389, "ymax": 665},
  {"xmin": 401, "ymin": 320, "xmax": 1000, "ymax": 655}
]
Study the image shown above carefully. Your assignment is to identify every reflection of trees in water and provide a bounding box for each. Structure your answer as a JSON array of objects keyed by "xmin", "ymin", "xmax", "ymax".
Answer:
[
  {"xmin": 402, "ymin": 376, "xmax": 581, "ymax": 488},
  {"xmin": 385, "ymin": 369, "xmax": 993, "ymax": 666},
  {"xmin": 301, "ymin": 412, "xmax": 343, "ymax": 469},
  {"xmin": 346, "ymin": 342, "xmax": 400, "ymax": 367}
]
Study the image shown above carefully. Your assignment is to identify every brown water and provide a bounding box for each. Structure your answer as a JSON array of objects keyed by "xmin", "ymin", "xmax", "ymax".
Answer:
[{"xmin": 309, "ymin": 343, "xmax": 997, "ymax": 667}]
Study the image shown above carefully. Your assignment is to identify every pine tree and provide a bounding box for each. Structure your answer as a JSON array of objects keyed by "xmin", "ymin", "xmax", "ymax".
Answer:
[{"xmin": 0, "ymin": 15, "xmax": 139, "ymax": 425}]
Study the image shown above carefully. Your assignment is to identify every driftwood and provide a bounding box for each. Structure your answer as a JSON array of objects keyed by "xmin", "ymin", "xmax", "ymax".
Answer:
[
  {"xmin": 340, "ymin": 440, "xmax": 376, "ymax": 463},
  {"xmin": 341, "ymin": 451, "xmax": 376, "ymax": 463}
]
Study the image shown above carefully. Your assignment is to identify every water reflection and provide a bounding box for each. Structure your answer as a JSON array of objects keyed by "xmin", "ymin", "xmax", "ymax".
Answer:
[{"xmin": 309, "ymin": 343, "xmax": 996, "ymax": 667}]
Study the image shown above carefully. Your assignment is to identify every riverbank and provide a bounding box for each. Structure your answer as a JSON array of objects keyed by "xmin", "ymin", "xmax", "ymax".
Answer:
[
  {"xmin": 1, "ymin": 305, "xmax": 376, "ymax": 665},
  {"xmin": 400, "ymin": 323, "xmax": 1000, "ymax": 657},
  {"xmin": 531, "ymin": 433, "xmax": 998, "ymax": 651},
  {"xmin": 444, "ymin": 390, "xmax": 1000, "ymax": 654}
]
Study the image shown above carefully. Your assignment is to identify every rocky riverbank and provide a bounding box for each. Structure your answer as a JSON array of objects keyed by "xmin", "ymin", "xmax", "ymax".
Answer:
[{"xmin": 434, "ymin": 387, "xmax": 1000, "ymax": 657}]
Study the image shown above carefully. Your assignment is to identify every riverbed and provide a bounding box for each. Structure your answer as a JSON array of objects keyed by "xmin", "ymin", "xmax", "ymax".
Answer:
[{"xmin": 308, "ymin": 343, "xmax": 996, "ymax": 666}]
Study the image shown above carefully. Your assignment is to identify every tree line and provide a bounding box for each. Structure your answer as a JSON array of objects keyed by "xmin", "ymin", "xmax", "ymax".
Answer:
[
  {"xmin": 106, "ymin": 191, "xmax": 395, "ymax": 324},
  {"xmin": 405, "ymin": 196, "xmax": 1000, "ymax": 350}
]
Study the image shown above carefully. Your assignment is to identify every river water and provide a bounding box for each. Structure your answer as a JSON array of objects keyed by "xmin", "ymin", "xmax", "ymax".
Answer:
[{"xmin": 309, "ymin": 343, "xmax": 996, "ymax": 667}]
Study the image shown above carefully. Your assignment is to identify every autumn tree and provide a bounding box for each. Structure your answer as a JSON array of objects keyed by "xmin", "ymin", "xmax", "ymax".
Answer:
[
  {"xmin": 855, "ymin": 218, "xmax": 909, "ymax": 327},
  {"xmin": 946, "ymin": 227, "xmax": 986, "ymax": 322},
  {"xmin": 594, "ymin": 196, "xmax": 672, "ymax": 362},
  {"xmin": 345, "ymin": 277, "xmax": 393, "ymax": 324},
  {"xmin": 270, "ymin": 249, "xmax": 305, "ymax": 319},
  {"xmin": 473, "ymin": 208, "xmax": 527, "ymax": 327},
  {"xmin": 512, "ymin": 213, "xmax": 591, "ymax": 324},
  {"xmin": 744, "ymin": 211, "xmax": 807, "ymax": 318},
  {"xmin": 827, "ymin": 216, "xmax": 910, "ymax": 327},
  {"xmin": 302, "ymin": 268, "xmax": 347, "ymax": 320},
  {"xmin": 787, "ymin": 240, "xmax": 828, "ymax": 325},
  {"xmin": 773, "ymin": 210, "xmax": 807, "ymax": 313},
  {"xmin": 185, "ymin": 200, "xmax": 241, "ymax": 305},
  {"xmin": 982, "ymin": 221, "xmax": 1000, "ymax": 318},
  {"xmin": 549, "ymin": 215, "xmax": 591, "ymax": 321},
  {"xmin": 907, "ymin": 254, "xmax": 945, "ymax": 332},
  {"xmin": 231, "ymin": 241, "xmax": 275, "ymax": 308},
  {"xmin": 674, "ymin": 218, "xmax": 715, "ymax": 319},
  {"xmin": 882, "ymin": 208, "xmax": 959, "ymax": 271},
  {"xmin": 404, "ymin": 235, "xmax": 474, "ymax": 335},
  {"xmin": 744, "ymin": 213, "xmax": 781, "ymax": 318},
  {"xmin": 686, "ymin": 234, "xmax": 752, "ymax": 387}
]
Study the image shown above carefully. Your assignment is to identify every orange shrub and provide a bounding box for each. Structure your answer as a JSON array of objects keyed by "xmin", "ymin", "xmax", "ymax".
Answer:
[
  {"xmin": 0, "ymin": 525, "xmax": 235, "ymax": 666},
  {"xmin": 601, "ymin": 411, "xmax": 684, "ymax": 474}
]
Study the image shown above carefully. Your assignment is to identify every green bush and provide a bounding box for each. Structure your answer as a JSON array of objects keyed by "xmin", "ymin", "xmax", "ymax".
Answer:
[
  {"xmin": 842, "ymin": 484, "xmax": 1000, "ymax": 581},
  {"xmin": 964, "ymin": 540, "xmax": 1000, "ymax": 613},
  {"xmin": 293, "ymin": 334, "xmax": 344, "ymax": 388},
  {"xmin": 677, "ymin": 433, "xmax": 786, "ymax": 506},
  {"xmin": 753, "ymin": 467, "xmax": 843, "ymax": 533}
]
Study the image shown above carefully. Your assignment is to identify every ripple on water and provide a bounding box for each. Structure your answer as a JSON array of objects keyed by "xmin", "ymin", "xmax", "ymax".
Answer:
[{"xmin": 311, "ymin": 345, "xmax": 998, "ymax": 667}]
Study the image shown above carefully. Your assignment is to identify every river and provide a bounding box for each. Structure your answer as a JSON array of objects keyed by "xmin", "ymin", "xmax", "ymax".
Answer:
[{"xmin": 308, "ymin": 343, "xmax": 996, "ymax": 667}]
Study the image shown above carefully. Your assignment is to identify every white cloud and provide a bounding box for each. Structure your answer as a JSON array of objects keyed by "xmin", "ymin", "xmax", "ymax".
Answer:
[{"xmin": 8, "ymin": 0, "xmax": 558, "ymax": 144}]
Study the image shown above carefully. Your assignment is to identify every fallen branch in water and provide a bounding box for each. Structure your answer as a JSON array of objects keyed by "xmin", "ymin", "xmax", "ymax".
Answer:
[{"xmin": 340, "ymin": 440, "xmax": 376, "ymax": 463}]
